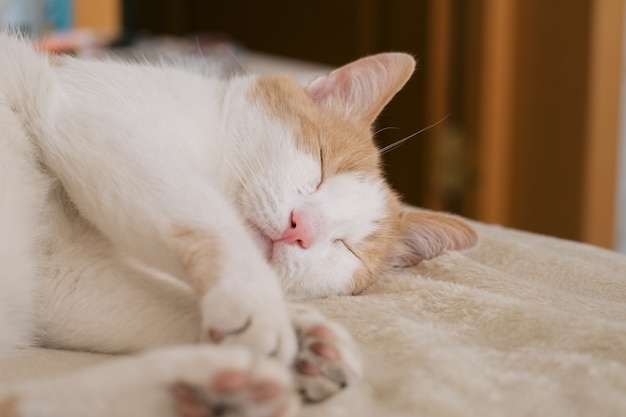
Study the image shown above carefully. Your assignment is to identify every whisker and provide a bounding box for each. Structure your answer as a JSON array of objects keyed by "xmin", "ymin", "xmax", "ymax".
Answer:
[
  {"xmin": 195, "ymin": 36, "xmax": 205, "ymax": 62},
  {"xmin": 373, "ymin": 126, "xmax": 400, "ymax": 136},
  {"xmin": 379, "ymin": 115, "xmax": 450, "ymax": 155},
  {"xmin": 225, "ymin": 45, "xmax": 247, "ymax": 74}
]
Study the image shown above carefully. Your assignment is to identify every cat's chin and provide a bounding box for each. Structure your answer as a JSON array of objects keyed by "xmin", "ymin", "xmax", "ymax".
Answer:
[{"xmin": 245, "ymin": 220, "xmax": 274, "ymax": 262}]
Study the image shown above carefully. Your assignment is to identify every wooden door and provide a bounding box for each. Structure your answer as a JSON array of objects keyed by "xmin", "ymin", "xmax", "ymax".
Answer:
[{"xmin": 463, "ymin": 0, "xmax": 624, "ymax": 248}]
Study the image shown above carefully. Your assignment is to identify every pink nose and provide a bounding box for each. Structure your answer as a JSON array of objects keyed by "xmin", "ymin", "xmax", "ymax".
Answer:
[{"xmin": 278, "ymin": 211, "xmax": 314, "ymax": 249}]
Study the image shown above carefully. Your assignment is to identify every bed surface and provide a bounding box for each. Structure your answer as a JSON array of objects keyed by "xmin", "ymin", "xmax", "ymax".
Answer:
[{"xmin": 2, "ymin": 221, "xmax": 626, "ymax": 416}]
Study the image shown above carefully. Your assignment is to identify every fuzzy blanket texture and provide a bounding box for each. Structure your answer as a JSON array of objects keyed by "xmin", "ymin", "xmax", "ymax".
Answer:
[{"xmin": 1, "ymin": 222, "xmax": 626, "ymax": 416}]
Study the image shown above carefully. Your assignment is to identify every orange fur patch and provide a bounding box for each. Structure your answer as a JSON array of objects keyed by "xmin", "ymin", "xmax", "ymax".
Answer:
[
  {"xmin": 252, "ymin": 75, "xmax": 381, "ymax": 178},
  {"xmin": 170, "ymin": 225, "xmax": 222, "ymax": 294},
  {"xmin": 348, "ymin": 190, "xmax": 403, "ymax": 294},
  {"xmin": 0, "ymin": 396, "xmax": 20, "ymax": 417}
]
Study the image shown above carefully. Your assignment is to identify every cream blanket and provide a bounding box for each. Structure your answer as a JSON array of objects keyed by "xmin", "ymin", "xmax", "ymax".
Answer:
[{"xmin": 2, "ymin": 222, "xmax": 626, "ymax": 416}]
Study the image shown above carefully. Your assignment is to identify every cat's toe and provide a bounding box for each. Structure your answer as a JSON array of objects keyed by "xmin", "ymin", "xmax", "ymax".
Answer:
[
  {"xmin": 289, "ymin": 305, "xmax": 362, "ymax": 402},
  {"xmin": 169, "ymin": 351, "xmax": 298, "ymax": 417},
  {"xmin": 294, "ymin": 327, "xmax": 353, "ymax": 402}
]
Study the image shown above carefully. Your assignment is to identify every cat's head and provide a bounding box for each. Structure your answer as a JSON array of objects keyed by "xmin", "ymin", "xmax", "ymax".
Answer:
[{"xmin": 222, "ymin": 53, "xmax": 477, "ymax": 300}]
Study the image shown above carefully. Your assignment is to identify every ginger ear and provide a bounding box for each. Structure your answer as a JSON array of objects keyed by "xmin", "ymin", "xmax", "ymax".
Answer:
[
  {"xmin": 306, "ymin": 53, "xmax": 416, "ymax": 125},
  {"xmin": 389, "ymin": 209, "xmax": 478, "ymax": 268}
]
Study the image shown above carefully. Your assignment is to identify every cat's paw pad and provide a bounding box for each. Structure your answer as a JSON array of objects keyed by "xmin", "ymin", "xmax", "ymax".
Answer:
[
  {"xmin": 207, "ymin": 317, "xmax": 253, "ymax": 344},
  {"xmin": 168, "ymin": 350, "xmax": 298, "ymax": 417},
  {"xmin": 289, "ymin": 305, "xmax": 362, "ymax": 402}
]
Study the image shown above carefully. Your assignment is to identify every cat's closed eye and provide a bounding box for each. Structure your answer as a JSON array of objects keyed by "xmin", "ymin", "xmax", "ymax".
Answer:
[
  {"xmin": 334, "ymin": 238, "xmax": 360, "ymax": 260},
  {"xmin": 318, "ymin": 147, "xmax": 325, "ymax": 186}
]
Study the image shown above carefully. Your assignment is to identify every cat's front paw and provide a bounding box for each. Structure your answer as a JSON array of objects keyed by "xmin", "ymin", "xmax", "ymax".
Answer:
[
  {"xmin": 199, "ymin": 280, "xmax": 298, "ymax": 365},
  {"xmin": 10, "ymin": 346, "xmax": 299, "ymax": 417},
  {"xmin": 170, "ymin": 226, "xmax": 298, "ymax": 364},
  {"xmin": 169, "ymin": 349, "xmax": 298, "ymax": 417},
  {"xmin": 288, "ymin": 304, "xmax": 362, "ymax": 402}
]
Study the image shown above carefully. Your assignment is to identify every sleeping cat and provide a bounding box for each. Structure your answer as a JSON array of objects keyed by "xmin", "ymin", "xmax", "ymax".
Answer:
[{"xmin": 0, "ymin": 34, "xmax": 477, "ymax": 417}]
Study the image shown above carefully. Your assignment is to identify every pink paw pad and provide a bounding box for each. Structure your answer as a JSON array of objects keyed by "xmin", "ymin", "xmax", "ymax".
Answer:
[
  {"xmin": 249, "ymin": 380, "xmax": 283, "ymax": 401},
  {"xmin": 171, "ymin": 383, "xmax": 214, "ymax": 417},
  {"xmin": 310, "ymin": 342, "xmax": 339, "ymax": 360},
  {"xmin": 295, "ymin": 359, "xmax": 320, "ymax": 376},
  {"xmin": 304, "ymin": 325, "xmax": 335, "ymax": 339},
  {"xmin": 211, "ymin": 370, "xmax": 249, "ymax": 392},
  {"xmin": 171, "ymin": 369, "xmax": 287, "ymax": 417},
  {"xmin": 304, "ymin": 325, "xmax": 339, "ymax": 362}
]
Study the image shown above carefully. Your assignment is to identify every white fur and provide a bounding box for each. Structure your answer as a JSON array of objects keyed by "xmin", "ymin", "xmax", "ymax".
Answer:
[
  {"xmin": 0, "ymin": 106, "xmax": 42, "ymax": 354},
  {"xmin": 4, "ymin": 345, "xmax": 298, "ymax": 417},
  {"xmin": 0, "ymin": 35, "xmax": 52, "ymax": 354}
]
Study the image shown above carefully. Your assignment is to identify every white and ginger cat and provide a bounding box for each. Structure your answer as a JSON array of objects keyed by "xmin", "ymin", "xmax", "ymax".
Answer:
[{"xmin": 0, "ymin": 34, "xmax": 477, "ymax": 417}]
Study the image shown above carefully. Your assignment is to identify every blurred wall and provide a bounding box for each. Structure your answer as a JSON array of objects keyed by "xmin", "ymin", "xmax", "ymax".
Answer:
[{"xmin": 619, "ymin": 7, "xmax": 626, "ymax": 253}]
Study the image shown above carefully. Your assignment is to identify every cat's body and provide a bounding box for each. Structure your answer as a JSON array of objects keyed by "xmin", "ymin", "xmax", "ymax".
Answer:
[{"xmin": 0, "ymin": 34, "xmax": 477, "ymax": 416}]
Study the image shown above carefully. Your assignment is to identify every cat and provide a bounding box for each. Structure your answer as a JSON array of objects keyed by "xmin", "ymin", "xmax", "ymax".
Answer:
[{"xmin": 0, "ymin": 34, "xmax": 477, "ymax": 417}]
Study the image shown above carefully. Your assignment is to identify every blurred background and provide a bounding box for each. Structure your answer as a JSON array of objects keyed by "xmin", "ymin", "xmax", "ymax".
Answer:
[{"xmin": 2, "ymin": 0, "xmax": 625, "ymax": 253}]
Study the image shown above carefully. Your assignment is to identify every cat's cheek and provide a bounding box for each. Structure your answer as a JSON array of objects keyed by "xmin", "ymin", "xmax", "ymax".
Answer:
[{"xmin": 273, "ymin": 247, "xmax": 360, "ymax": 299}]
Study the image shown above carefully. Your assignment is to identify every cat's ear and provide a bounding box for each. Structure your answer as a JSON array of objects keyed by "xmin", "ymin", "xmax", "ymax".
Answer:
[
  {"xmin": 387, "ymin": 209, "xmax": 478, "ymax": 268},
  {"xmin": 306, "ymin": 53, "xmax": 416, "ymax": 125}
]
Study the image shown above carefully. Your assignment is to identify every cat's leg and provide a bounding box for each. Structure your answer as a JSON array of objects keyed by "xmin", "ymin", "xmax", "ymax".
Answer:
[
  {"xmin": 0, "ymin": 345, "xmax": 298, "ymax": 417},
  {"xmin": 31, "ymin": 187, "xmax": 199, "ymax": 353},
  {"xmin": 34, "ymin": 125, "xmax": 296, "ymax": 362},
  {"xmin": 37, "ymin": 205, "xmax": 281, "ymax": 358},
  {"xmin": 287, "ymin": 304, "xmax": 362, "ymax": 402},
  {"xmin": 39, "ymin": 230, "xmax": 361, "ymax": 402},
  {"xmin": 38, "ymin": 251, "xmax": 201, "ymax": 353},
  {"xmin": 0, "ymin": 104, "xmax": 48, "ymax": 354}
]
